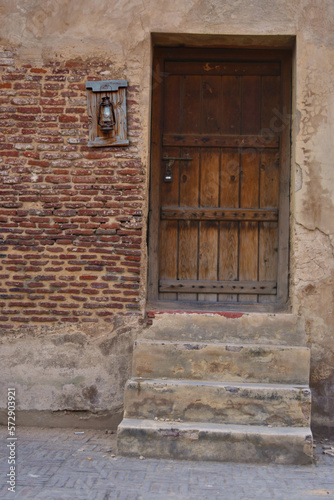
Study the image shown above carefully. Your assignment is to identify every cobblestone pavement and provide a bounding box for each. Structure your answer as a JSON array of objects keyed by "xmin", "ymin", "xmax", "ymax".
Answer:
[{"xmin": 0, "ymin": 426, "xmax": 333, "ymax": 500}]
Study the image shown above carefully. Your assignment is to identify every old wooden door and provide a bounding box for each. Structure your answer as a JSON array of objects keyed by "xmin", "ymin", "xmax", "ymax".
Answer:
[{"xmin": 148, "ymin": 48, "xmax": 291, "ymax": 311}]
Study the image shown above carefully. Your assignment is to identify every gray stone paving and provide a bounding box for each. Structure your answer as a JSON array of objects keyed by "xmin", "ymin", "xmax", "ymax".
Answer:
[{"xmin": 0, "ymin": 426, "xmax": 333, "ymax": 500}]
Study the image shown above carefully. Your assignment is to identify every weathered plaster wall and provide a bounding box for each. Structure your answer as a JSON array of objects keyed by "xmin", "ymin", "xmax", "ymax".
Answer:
[
  {"xmin": 0, "ymin": 316, "xmax": 140, "ymax": 428},
  {"xmin": 0, "ymin": 0, "xmax": 333, "ymax": 431},
  {"xmin": 292, "ymin": 18, "xmax": 334, "ymax": 433}
]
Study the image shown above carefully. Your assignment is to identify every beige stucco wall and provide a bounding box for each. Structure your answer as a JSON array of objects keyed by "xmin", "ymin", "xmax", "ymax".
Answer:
[{"xmin": 0, "ymin": 0, "xmax": 333, "ymax": 432}]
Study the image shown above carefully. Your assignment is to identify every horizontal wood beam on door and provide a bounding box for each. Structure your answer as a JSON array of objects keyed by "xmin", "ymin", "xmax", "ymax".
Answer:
[
  {"xmin": 159, "ymin": 279, "xmax": 277, "ymax": 294},
  {"xmin": 165, "ymin": 61, "xmax": 281, "ymax": 76},
  {"xmin": 163, "ymin": 134, "xmax": 279, "ymax": 148},
  {"xmin": 161, "ymin": 208, "xmax": 279, "ymax": 222}
]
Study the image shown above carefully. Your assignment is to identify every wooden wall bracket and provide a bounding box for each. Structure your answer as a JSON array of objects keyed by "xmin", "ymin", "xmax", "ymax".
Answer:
[{"xmin": 85, "ymin": 80, "xmax": 129, "ymax": 147}]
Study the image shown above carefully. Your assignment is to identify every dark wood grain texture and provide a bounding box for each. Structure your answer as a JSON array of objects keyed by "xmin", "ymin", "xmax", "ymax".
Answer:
[{"xmin": 148, "ymin": 47, "xmax": 291, "ymax": 311}]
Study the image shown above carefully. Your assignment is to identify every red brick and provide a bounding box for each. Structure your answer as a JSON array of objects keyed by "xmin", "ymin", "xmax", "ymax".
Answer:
[
  {"xmin": 0, "ymin": 151, "xmax": 19, "ymax": 157},
  {"xmin": 30, "ymin": 68, "xmax": 47, "ymax": 74},
  {"xmin": 50, "ymin": 282, "xmax": 68, "ymax": 288},
  {"xmin": 3, "ymin": 74, "xmax": 27, "ymax": 81},
  {"xmin": 41, "ymin": 98, "xmax": 66, "ymax": 105},
  {"xmin": 61, "ymin": 91, "xmax": 78, "ymax": 97},
  {"xmin": 81, "ymin": 288, "xmax": 99, "ymax": 295},
  {"xmin": 17, "ymin": 106, "xmax": 41, "ymax": 114},
  {"xmin": 43, "ymin": 107, "xmax": 65, "ymax": 114},
  {"xmin": 66, "ymin": 107, "xmax": 85, "ymax": 114},
  {"xmin": 59, "ymin": 115, "xmax": 78, "ymax": 123},
  {"xmin": 70, "ymin": 295, "xmax": 87, "ymax": 302},
  {"xmin": 45, "ymin": 175, "xmax": 71, "ymax": 183},
  {"xmin": 73, "ymin": 176, "xmax": 96, "ymax": 184},
  {"xmin": 30, "ymin": 317, "xmax": 57, "ymax": 322}
]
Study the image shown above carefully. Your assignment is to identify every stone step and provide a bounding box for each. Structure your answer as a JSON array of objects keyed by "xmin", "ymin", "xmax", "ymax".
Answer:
[
  {"xmin": 117, "ymin": 419, "xmax": 313, "ymax": 464},
  {"xmin": 124, "ymin": 378, "xmax": 311, "ymax": 427},
  {"xmin": 144, "ymin": 313, "xmax": 306, "ymax": 345},
  {"xmin": 133, "ymin": 340, "xmax": 310, "ymax": 385}
]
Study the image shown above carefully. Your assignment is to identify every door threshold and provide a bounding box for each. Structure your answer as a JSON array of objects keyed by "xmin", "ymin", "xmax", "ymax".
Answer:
[{"xmin": 146, "ymin": 300, "xmax": 288, "ymax": 314}]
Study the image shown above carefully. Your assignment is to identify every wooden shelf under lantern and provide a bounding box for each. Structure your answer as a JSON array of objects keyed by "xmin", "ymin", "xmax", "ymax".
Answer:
[{"xmin": 85, "ymin": 80, "xmax": 129, "ymax": 147}]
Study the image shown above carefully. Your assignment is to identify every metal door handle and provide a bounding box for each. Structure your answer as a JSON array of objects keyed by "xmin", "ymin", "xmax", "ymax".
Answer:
[{"xmin": 162, "ymin": 154, "xmax": 192, "ymax": 182}]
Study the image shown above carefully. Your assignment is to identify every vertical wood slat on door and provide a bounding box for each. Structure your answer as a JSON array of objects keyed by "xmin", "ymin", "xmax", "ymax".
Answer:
[
  {"xmin": 239, "ymin": 150, "xmax": 260, "ymax": 302},
  {"xmin": 202, "ymin": 76, "xmax": 222, "ymax": 134},
  {"xmin": 178, "ymin": 76, "xmax": 201, "ymax": 300},
  {"xmin": 182, "ymin": 75, "xmax": 201, "ymax": 133},
  {"xmin": 159, "ymin": 74, "xmax": 182, "ymax": 300},
  {"xmin": 259, "ymin": 76, "xmax": 280, "ymax": 303},
  {"xmin": 199, "ymin": 149, "xmax": 220, "ymax": 301},
  {"xmin": 242, "ymin": 76, "xmax": 261, "ymax": 135},
  {"xmin": 178, "ymin": 148, "xmax": 200, "ymax": 300},
  {"xmin": 221, "ymin": 76, "xmax": 241, "ymax": 134},
  {"xmin": 259, "ymin": 150, "xmax": 279, "ymax": 303},
  {"xmin": 239, "ymin": 76, "xmax": 261, "ymax": 302},
  {"xmin": 164, "ymin": 75, "xmax": 181, "ymax": 134},
  {"xmin": 159, "ymin": 147, "xmax": 179, "ymax": 300},
  {"xmin": 219, "ymin": 150, "xmax": 239, "ymax": 302},
  {"xmin": 261, "ymin": 76, "xmax": 280, "ymax": 132}
]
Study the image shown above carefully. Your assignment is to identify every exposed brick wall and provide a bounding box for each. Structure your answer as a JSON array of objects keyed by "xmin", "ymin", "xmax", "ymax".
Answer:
[{"xmin": 0, "ymin": 47, "xmax": 144, "ymax": 330}]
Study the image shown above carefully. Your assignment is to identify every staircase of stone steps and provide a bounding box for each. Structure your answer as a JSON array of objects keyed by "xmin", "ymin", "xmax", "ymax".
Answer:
[{"xmin": 117, "ymin": 313, "xmax": 313, "ymax": 464}]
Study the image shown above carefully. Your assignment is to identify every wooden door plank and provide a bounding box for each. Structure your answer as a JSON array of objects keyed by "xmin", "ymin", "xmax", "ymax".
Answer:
[
  {"xmin": 242, "ymin": 76, "xmax": 261, "ymax": 135},
  {"xmin": 159, "ymin": 147, "xmax": 180, "ymax": 300},
  {"xmin": 178, "ymin": 147, "xmax": 200, "ymax": 300},
  {"xmin": 219, "ymin": 150, "xmax": 239, "ymax": 301},
  {"xmin": 178, "ymin": 221, "xmax": 198, "ymax": 301},
  {"xmin": 220, "ymin": 150, "xmax": 239, "ymax": 206},
  {"xmin": 200, "ymin": 149, "xmax": 220, "ymax": 207},
  {"xmin": 219, "ymin": 221, "xmax": 238, "ymax": 302},
  {"xmin": 198, "ymin": 149, "xmax": 220, "ymax": 301},
  {"xmin": 181, "ymin": 75, "xmax": 201, "ymax": 134},
  {"xmin": 179, "ymin": 148, "xmax": 200, "ymax": 207},
  {"xmin": 240, "ymin": 150, "xmax": 260, "ymax": 208},
  {"xmin": 159, "ymin": 221, "xmax": 178, "ymax": 300},
  {"xmin": 199, "ymin": 221, "xmax": 219, "ymax": 301},
  {"xmin": 221, "ymin": 76, "xmax": 241, "ymax": 135},
  {"xmin": 260, "ymin": 150, "xmax": 280, "ymax": 208},
  {"xmin": 239, "ymin": 221, "xmax": 258, "ymax": 293},
  {"xmin": 259, "ymin": 222, "xmax": 278, "ymax": 303},
  {"xmin": 261, "ymin": 76, "xmax": 281, "ymax": 132},
  {"xmin": 202, "ymin": 76, "xmax": 222, "ymax": 134},
  {"xmin": 258, "ymin": 150, "xmax": 280, "ymax": 303},
  {"xmin": 239, "ymin": 150, "xmax": 260, "ymax": 302},
  {"xmin": 163, "ymin": 75, "xmax": 181, "ymax": 134}
]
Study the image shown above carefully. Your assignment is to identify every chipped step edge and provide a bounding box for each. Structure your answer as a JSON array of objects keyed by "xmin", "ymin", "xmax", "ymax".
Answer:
[{"xmin": 117, "ymin": 419, "xmax": 313, "ymax": 464}]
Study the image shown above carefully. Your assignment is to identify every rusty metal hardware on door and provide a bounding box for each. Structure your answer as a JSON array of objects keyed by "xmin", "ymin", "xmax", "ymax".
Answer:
[{"xmin": 162, "ymin": 153, "xmax": 192, "ymax": 182}]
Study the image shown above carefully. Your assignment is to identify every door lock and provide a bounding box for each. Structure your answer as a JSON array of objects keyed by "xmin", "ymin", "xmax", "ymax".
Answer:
[{"xmin": 162, "ymin": 153, "xmax": 192, "ymax": 182}]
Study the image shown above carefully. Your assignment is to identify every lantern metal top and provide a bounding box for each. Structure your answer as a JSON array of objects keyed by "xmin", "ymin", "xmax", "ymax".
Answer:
[{"xmin": 85, "ymin": 80, "xmax": 128, "ymax": 92}]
